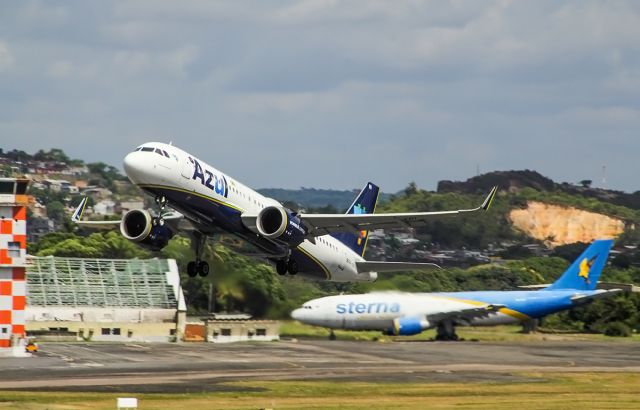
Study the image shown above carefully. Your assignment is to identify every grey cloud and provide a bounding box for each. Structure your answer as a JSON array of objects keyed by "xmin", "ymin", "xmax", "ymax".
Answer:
[{"xmin": 0, "ymin": 1, "xmax": 638, "ymax": 193}]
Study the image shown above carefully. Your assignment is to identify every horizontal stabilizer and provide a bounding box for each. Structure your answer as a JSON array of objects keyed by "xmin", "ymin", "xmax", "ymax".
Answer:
[
  {"xmin": 356, "ymin": 261, "xmax": 440, "ymax": 273},
  {"xmin": 571, "ymin": 289, "xmax": 623, "ymax": 305}
]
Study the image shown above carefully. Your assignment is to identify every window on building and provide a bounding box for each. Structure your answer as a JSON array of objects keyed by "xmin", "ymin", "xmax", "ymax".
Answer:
[
  {"xmin": 169, "ymin": 329, "xmax": 176, "ymax": 336},
  {"xmin": 0, "ymin": 182, "xmax": 13, "ymax": 194},
  {"xmin": 256, "ymin": 328, "xmax": 267, "ymax": 336},
  {"xmin": 221, "ymin": 328, "xmax": 232, "ymax": 336},
  {"xmin": 7, "ymin": 242, "xmax": 20, "ymax": 258},
  {"xmin": 15, "ymin": 182, "xmax": 27, "ymax": 195},
  {"xmin": 1, "ymin": 327, "xmax": 7, "ymax": 334},
  {"xmin": 112, "ymin": 328, "xmax": 121, "ymax": 336},
  {"xmin": 101, "ymin": 328, "xmax": 110, "ymax": 335}
]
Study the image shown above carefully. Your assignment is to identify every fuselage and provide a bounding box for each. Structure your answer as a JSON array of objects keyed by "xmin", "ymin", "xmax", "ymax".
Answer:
[
  {"xmin": 122, "ymin": 142, "xmax": 375, "ymax": 282},
  {"xmin": 291, "ymin": 290, "xmax": 597, "ymax": 330}
]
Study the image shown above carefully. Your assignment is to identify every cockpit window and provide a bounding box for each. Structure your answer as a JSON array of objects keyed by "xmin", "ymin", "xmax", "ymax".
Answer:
[
  {"xmin": 162, "ymin": 150, "xmax": 170, "ymax": 158},
  {"xmin": 135, "ymin": 147, "xmax": 143, "ymax": 151},
  {"xmin": 140, "ymin": 147, "xmax": 154, "ymax": 152}
]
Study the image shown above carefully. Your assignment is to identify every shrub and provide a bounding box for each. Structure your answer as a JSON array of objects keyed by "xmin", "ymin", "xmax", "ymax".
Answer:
[{"xmin": 604, "ymin": 321, "xmax": 632, "ymax": 337}]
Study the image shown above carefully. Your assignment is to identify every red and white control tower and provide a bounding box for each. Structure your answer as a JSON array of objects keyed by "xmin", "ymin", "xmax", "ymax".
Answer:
[{"xmin": 0, "ymin": 178, "xmax": 29, "ymax": 349}]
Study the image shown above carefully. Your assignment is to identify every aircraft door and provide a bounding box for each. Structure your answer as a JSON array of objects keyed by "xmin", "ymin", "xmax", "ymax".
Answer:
[{"xmin": 180, "ymin": 154, "xmax": 193, "ymax": 179}]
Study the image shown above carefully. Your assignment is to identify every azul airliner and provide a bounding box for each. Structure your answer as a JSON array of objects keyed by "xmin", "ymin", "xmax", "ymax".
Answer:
[
  {"xmin": 73, "ymin": 142, "xmax": 497, "ymax": 282},
  {"xmin": 291, "ymin": 239, "xmax": 621, "ymax": 338}
]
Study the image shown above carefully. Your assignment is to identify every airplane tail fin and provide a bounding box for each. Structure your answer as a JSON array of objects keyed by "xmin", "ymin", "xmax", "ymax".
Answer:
[
  {"xmin": 71, "ymin": 197, "xmax": 88, "ymax": 222},
  {"xmin": 544, "ymin": 239, "xmax": 614, "ymax": 291},
  {"xmin": 332, "ymin": 182, "xmax": 380, "ymax": 257}
]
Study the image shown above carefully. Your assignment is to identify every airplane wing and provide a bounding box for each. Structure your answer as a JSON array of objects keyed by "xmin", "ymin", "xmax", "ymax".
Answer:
[
  {"xmin": 71, "ymin": 197, "xmax": 186, "ymax": 229},
  {"xmin": 571, "ymin": 289, "xmax": 623, "ymax": 305},
  {"xmin": 426, "ymin": 303, "xmax": 505, "ymax": 325},
  {"xmin": 356, "ymin": 261, "xmax": 440, "ymax": 273},
  {"xmin": 299, "ymin": 186, "xmax": 498, "ymax": 236}
]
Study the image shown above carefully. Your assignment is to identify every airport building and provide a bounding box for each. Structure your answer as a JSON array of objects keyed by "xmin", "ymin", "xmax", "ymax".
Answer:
[
  {"xmin": 185, "ymin": 313, "xmax": 279, "ymax": 343},
  {"xmin": 26, "ymin": 256, "xmax": 186, "ymax": 342}
]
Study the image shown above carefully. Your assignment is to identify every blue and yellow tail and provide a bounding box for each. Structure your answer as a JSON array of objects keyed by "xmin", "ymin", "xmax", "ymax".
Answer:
[
  {"xmin": 544, "ymin": 239, "xmax": 614, "ymax": 291},
  {"xmin": 332, "ymin": 182, "xmax": 380, "ymax": 257}
]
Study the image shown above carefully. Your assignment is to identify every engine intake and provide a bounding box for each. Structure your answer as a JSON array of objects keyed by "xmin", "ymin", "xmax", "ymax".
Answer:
[
  {"xmin": 384, "ymin": 317, "xmax": 431, "ymax": 336},
  {"xmin": 256, "ymin": 206, "xmax": 307, "ymax": 245},
  {"xmin": 120, "ymin": 209, "xmax": 174, "ymax": 251}
]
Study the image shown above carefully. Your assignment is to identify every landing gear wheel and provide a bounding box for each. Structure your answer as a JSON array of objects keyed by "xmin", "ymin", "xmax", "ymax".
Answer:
[
  {"xmin": 276, "ymin": 260, "xmax": 288, "ymax": 276},
  {"xmin": 187, "ymin": 261, "xmax": 198, "ymax": 278},
  {"xmin": 329, "ymin": 330, "xmax": 336, "ymax": 341},
  {"xmin": 436, "ymin": 321, "xmax": 459, "ymax": 341},
  {"xmin": 287, "ymin": 259, "xmax": 298, "ymax": 275},
  {"xmin": 197, "ymin": 261, "xmax": 210, "ymax": 277}
]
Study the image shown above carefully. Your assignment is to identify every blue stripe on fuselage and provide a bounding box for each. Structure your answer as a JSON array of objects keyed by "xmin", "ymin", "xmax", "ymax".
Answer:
[{"xmin": 436, "ymin": 290, "xmax": 597, "ymax": 318}]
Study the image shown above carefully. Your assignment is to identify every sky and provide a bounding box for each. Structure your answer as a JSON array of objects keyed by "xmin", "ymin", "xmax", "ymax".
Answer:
[{"xmin": 0, "ymin": 1, "xmax": 639, "ymax": 192}]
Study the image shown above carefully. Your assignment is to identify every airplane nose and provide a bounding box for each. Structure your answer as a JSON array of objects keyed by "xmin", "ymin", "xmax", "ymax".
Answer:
[
  {"xmin": 123, "ymin": 151, "xmax": 150, "ymax": 184},
  {"xmin": 123, "ymin": 152, "xmax": 138, "ymax": 176},
  {"xmin": 291, "ymin": 308, "xmax": 304, "ymax": 321}
]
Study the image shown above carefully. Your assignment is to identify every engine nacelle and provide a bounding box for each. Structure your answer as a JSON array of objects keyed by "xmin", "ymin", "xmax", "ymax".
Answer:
[
  {"xmin": 120, "ymin": 209, "xmax": 174, "ymax": 251},
  {"xmin": 384, "ymin": 317, "xmax": 431, "ymax": 336},
  {"xmin": 256, "ymin": 206, "xmax": 307, "ymax": 246}
]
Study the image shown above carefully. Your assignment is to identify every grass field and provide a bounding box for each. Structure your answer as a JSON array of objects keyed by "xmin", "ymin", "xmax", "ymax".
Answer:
[
  {"xmin": 0, "ymin": 372, "xmax": 638, "ymax": 409},
  {"xmin": 279, "ymin": 321, "xmax": 640, "ymax": 343}
]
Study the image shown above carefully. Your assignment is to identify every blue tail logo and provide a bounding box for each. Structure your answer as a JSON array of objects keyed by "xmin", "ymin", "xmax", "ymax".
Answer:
[
  {"xmin": 545, "ymin": 239, "xmax": 613, "ymax": 291},
  {"xmin": 332, "ymin": 182, "xmax": 380, "ymax": 257}
]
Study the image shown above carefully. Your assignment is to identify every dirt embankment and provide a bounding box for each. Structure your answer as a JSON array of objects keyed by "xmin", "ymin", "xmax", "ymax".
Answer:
[{"xmin": 509, "ymin": 201, "xmax": 625, "ymax": 247}]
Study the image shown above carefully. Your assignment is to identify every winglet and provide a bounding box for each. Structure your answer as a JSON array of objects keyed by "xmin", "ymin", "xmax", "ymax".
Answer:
[
  {"xmin": 480, "ymin": 186, "xmax": 498, "ymax": 211},
  {"xmin": 71, "ymin": 197, "xmax": 88, "ymax": 222}
]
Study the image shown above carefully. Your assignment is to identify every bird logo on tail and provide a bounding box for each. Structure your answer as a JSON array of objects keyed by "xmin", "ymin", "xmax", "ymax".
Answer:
[{"xmin": 578, "ymin": 256, "xmax": 597, "ymax": 284}]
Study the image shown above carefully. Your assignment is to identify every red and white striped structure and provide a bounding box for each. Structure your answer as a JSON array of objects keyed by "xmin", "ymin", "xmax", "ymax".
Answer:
[{"xmin": 0, "ymin": 178, "xmax": 30, "ymax": 348}]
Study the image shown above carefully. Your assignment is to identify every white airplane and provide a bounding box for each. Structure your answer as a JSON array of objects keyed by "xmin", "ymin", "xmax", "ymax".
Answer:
[
  {"xmin": 291, "ymin": 240, "xmax": 620, "ymax": 339},
  {"xmin": 72, "ymin": 142, "xmax": 497, "ymax": 282}
]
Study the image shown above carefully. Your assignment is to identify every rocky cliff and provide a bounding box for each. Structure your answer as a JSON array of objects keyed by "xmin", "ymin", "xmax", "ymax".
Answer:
[{"xmin": 509, "ymin": 201, "xmax": 625, "ymax": 247}]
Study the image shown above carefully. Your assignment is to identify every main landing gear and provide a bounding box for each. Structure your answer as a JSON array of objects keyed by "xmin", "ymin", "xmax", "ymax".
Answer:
[
  {"xmin": 187, "ymin": 231, "xmax": 210, "ymax": 278},
  {"xmin": 275, "ymin": 258, "xmax": 298, "ymax": 276},
  {"xmin": 435, "ymin": 321, "xmax": 459, "ymax": 341}
]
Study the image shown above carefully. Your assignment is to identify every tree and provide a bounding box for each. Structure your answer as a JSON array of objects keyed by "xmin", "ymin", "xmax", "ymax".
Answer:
[
  {"xmin": 579, "ymin": 179, "xmax": 593, "ymax": 188},
  {"xmin": 404, "ymin": 182, "xmax": 418, "ymax": 197},
  {"xmin": 46, "ymin": 201, "xmax": 66, "ymax": 224}
]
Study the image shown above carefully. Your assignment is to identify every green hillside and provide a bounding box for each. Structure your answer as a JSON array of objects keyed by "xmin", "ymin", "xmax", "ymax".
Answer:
[{"xmin": 21, "ymin": 157, "xmax": 640, "ymax": 336}]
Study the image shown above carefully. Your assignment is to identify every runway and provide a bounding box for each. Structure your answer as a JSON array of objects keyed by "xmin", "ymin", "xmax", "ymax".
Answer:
[{"xmin": 0, "ymin": 340, "xmax": 638, "ymax": 393}]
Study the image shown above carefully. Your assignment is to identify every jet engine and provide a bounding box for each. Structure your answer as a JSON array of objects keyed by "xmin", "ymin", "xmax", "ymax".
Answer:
[
  {"xmin": 384, "ymin": 317, "xmax": 431, "ymax": 336},
  {"xmin": 120, "ymin": 209, "xmax": 174, "ymax": 251},
  {"xmin": 255, "ymin": 206, "xmax": 307, "ymax": 246}
]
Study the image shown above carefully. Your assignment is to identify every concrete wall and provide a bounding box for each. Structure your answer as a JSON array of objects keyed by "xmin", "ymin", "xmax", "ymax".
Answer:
[
  {"xmin": 26, "ymin": 307, "xmax": 179, "ymax": 342},
  {"xmin": 205, "ymin": 320, "xmax": 279, "ymax": 343},
  {"xmin": 27, "ymin": 320, "xmax": 177, "ymax": 343}
]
